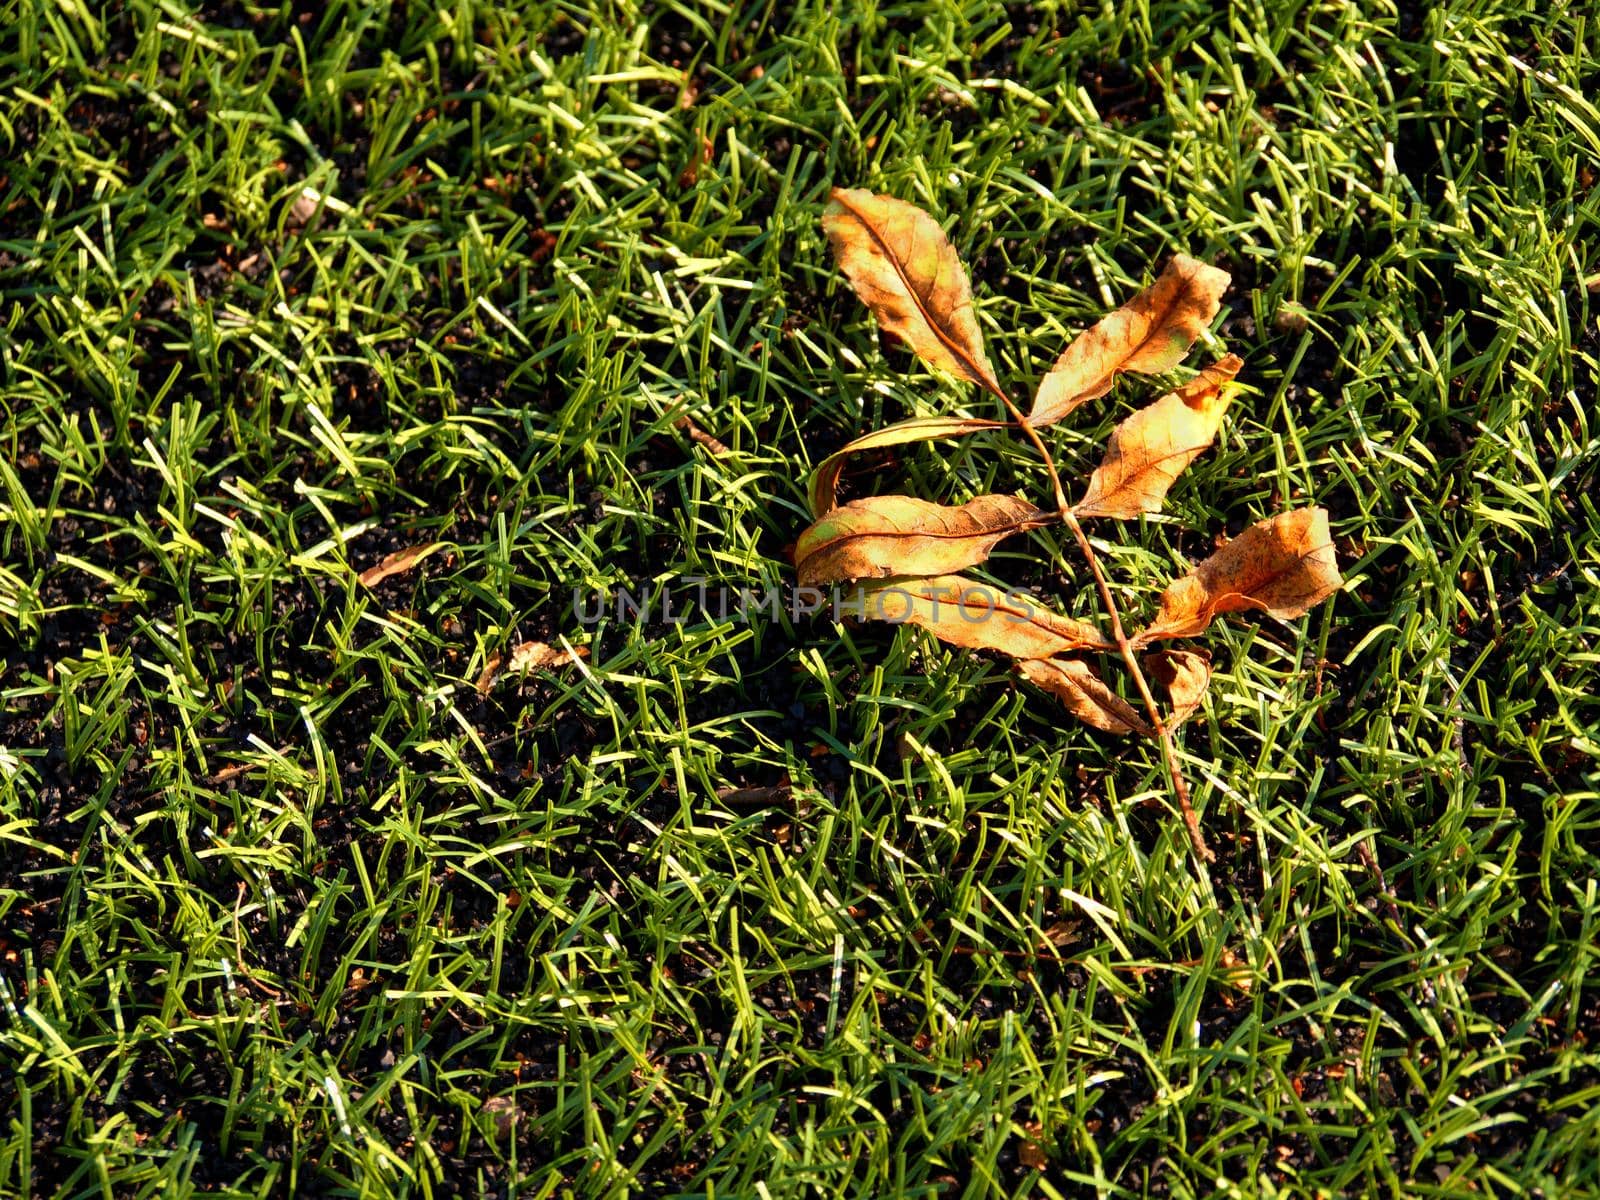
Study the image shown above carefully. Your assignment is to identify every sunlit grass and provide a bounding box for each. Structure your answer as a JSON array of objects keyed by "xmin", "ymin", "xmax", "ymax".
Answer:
[{"xmin": 1, "ymin": 0, "xmax": 1598, "ymax": 1196}]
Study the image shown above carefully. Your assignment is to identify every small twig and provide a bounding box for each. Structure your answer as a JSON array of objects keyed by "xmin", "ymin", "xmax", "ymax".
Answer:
[
  {"xmin": 1355, "ymin": 837, "xmax": 1403, "ymax": 930},
  {"xmin": 985, "ymin": 381, "xmax": 1212, "ymax": 865},
  {"xmin": 669, "ymin": 405, "xmax": 732, "ymax": 456}
]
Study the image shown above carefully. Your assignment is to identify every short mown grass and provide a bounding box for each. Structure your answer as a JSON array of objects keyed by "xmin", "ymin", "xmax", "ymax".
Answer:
[{"xmin": 2, "ymin": 0, "xmax": 1598, "ymax": 1196}]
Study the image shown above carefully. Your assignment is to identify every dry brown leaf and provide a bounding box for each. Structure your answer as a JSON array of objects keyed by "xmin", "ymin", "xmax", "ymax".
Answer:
[
  {"xmin": 473, "ymin": 658, "xmax": 500, "ymax": 697},
  {"xmin": 1030, "ymin": 255, "xmax": 1231, "ymax": 427},
  {"xmin": 1038, "ymin": 919, "xmax": 1083, "ymax": 949},
  {"xmin": 482, "ymin": 1095, "xmax": 519, "ymax": 1140},
  {"xmin": 1145, "ymin": 648, "xmax": 1211, "ymax": 728},
  {"xmin": 808, "ymin": 415, "xmax": 1007, "ymax": 517},
  {"xmin": 1273, "ymin": 303, "xmax": 1310, "ymax": 334},
  {"xmin": 287, "ymin": 189, "xmax": 322, "ymax": 231},
  {"xmin": 823, "ymin": 188, "xmax": 1003, "ymax": 395},
  {"xmin": 1016, "ymin": 658, "xmax": 1153, "ymax": 737},
  {"xmin": 358, "ymin": 542, "xmax": 445, "ymax": 588},
  {"xmin": 1074, "ymin": 355, "xmax": 1243, "ymax": 519},
  {"xmin": 1219, "ymin": 947, "xmax": 1254, "ymax": 995},
  {"xmin": 474, "ymin": 641, "xmax": 588, "ymax": 697},
  {"xmin": 796, "ymin": 494, "xmax": 1045, "ymax": 586},
  {"xmin": 845, "ymin": 575, "xmax": 1115, "ymax": 658},
  {"xmin": 1017, "ymin": 1122, "xmax": 1050, "ymax": 1171},
  {"xmin": 1136, "ymin": 507, "xmax": 1342, "ymax": 643}
]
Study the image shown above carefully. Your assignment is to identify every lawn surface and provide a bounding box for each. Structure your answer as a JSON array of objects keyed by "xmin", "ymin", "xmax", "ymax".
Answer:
[{"xmin": 3, "ymin": 1, "xmax": 1600, "ymax": 1196}]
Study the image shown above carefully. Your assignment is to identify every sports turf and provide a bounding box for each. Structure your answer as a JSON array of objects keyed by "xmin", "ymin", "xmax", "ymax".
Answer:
[{"xmin": 1, "ymin": 1, "xmax": 1598, "ymax": 1196}]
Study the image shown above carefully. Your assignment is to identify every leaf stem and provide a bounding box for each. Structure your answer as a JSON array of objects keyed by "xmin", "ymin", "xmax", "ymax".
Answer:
[
  {"xmin": 1060, "ymin": 506, "xmax": 1212, "ymax": 864},
  {"xmin": 987, "ymin": 381, "xmax": 1213, "ymax": 866}
]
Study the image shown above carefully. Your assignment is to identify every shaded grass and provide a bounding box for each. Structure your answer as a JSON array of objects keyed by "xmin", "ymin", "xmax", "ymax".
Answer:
[{"xmin": 1, "ymin": 0, "xmax": 1599, "ymax": 1196}]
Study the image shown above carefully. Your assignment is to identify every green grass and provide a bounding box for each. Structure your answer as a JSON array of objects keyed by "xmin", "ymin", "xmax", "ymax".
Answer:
[{"xmin": 2, "ymin": 0, "xmax": 1599, "ymax": 1196}]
